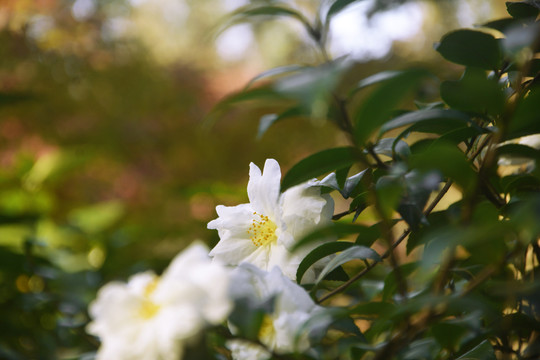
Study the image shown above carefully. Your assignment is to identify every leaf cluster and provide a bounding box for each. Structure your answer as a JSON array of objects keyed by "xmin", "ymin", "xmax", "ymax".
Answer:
[{"xmin": 210, "ymin": 1, "xmax": 540, "ymax": 359}]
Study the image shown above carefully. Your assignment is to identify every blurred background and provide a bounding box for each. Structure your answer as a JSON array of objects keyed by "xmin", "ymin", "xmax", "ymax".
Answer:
[{"xmin": 0, "ymin": 0, "xmax": 507, "ymax": 358}]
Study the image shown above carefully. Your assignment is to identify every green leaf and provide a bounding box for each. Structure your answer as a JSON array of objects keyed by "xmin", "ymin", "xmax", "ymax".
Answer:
[
  {"xmin": 497, "ymin": 143, "xmax": 540, "ymax": 161},
  {"xmin": 293, "ymin": 222, "xmax": 372, "ymax": 251},
  {"xmin": 441, "ymin": 67, "xmax": 505, "ymax": 115},
  {"xmin": 382, "ymin": 262, "xmax": 418, "ymax": 300},
  {"xmin": 480, "ymin": 18, "xmax": 518, "ymax": 34},
  {"xmin": 349, "ymin": 301, "xmax": 396, "ymax": 317},
  {"xmin": 315, "ymin": 245, "xmax": 381, "ymax": 285},
  {"xmin": 353, "ymin": 69, "xmax": 431, "ymax": 144},
  {"xmin": 318, "ymin": 169, "xmax": 368, "ymax": 198},
  {"xmin": 375, "ymin": 175, "xmax": 403, "ymax": 219},
  {"xmin": 372, "ymin": 138, "xmax": 411, "ymax": 160},
  {"xmin": 398, "ymin": 171, "xmax": 441, "ymax": 230},
  {"xmin": 456, "ymin": 340, "xmax": 496, "ymax": 360},
  {"xmin": 409, "ymin": 142, "xmax": 476, "ymax": 193},
  {"xmin": 435, "ymin": 29, "xmax": 502, "ymax": 70},
  {"xmin": 506, "ymin": 1, "xmax": 540, "ymax": 19},
  {"xmin": 379, "ymin": 108, "xmax": 477, "ymax": 136},
  {"xmin": 212, "ymin": 87, "xmax": 285, "ymax": 110},
  {"xmin": 507, "ymin": 86, "xmax": 540, "ymax": 139},
  {"xmin": 274, "ymin": 61, "xmax": 346, "ymax": 119},
  {"xmin": 257, "ymin": 106, "xmax": 304, "ymax": 139},
  {"xmin": 220, "ymin": 4, "xmax": 313, "ymax": 35},
  {"xmin": 281, "ymin": 147, "xmax": 358, "ymax": 192},
  {"xmin": 326, "ymin": 0, "xmax": 365, "ymax": 23},
  {"xmin": 348, "ymin": 70, "xmax": 402, "ymax": 97},
  {"xmin": 245, "ymin": 65, "xmax": 308, "ymax": 89},
  {"xmin": 503, "ymin": 22, "xmax": 540, "ymax": 57},
  {"xmin": 296, "ymin": 241, "xmax": 354, "ymax": 283}
]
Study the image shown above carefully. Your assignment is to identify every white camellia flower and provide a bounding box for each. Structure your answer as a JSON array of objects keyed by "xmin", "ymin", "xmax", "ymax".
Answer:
[
  {"xmin": 227, "ymin": 263, "xmax": 325, "ymax": 360},
  {"xmin": 208, "ymin": 158, "xmax": 334, "ymax": 282},
  {"xmin": 86, "ymin": 242, "xmax": 232, "ymax": 360}
]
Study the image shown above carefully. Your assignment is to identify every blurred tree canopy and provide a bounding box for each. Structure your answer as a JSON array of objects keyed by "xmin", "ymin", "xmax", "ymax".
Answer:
[{"xmin": 0, "ymin": 0, "xmax": 520, "ymax": 358}]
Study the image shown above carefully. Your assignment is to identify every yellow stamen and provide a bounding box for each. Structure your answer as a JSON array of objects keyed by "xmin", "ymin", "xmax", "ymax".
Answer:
[
  {"xmin": 139, "ymin": 277, "xmax": 161, "ymax": 319},
  {"xmin": 247, "ymin": 212, "xmax": 277, "ymax": 247},
  {"xmin": 258, "ymin": 315, "xmax": 275, "ymax": 341}
]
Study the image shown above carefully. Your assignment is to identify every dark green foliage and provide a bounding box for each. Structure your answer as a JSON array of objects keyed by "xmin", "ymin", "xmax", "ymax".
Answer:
[
  {"xmin": 435, "ymin": 29, "xmax": 502, "ymax": 70},
  {"xmin": 210, "ymin": 1, "xmax": 540, "ymax": 359}
]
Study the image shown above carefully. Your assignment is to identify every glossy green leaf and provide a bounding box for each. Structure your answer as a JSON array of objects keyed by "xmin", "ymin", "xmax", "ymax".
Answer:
[
  {"xmin": 441, "ymin": 67, "xmax": 505, "ymax": 115},
  {"xmin": 245, "ymin": 65, "xmax": 308, "ymax": 89},
  {"xmin": 435, "ymin": 29, "xmax": 502, "ymax": 70},
  {"xmin": 456, "ymin": 340, "xmax": 496, "ymax": 360},
  {"xmin": 281, "ymin": 147, "xmax": 358, "ymax": 192},
  {"xmin": 326, "ymin": 0, "xmax": 365, "ymax": 23},
  {"xmin": 375, "ymin": 175, "xmax": 403, "ymax": 219},
  {"xmin": 293, "ymin": 222, "xmax": 372, "ymax": 251},
  {"xmin": 497, "ymin": 143, "xmax": 540, "ymax": 161},
  {"xmin": 379, "ymin": 108, "xmax": 477, "ymax": 136},
  {"xmin": 224, "ymin": 4, "xmax": 313, "ymax": 33},
  {"xmin": 506, "ymin": 1, "xmax": 540, "ymax": 19},
  {"xmin": 274, "ymin": 61, "xmax": 347, "ymax": 119},
  {"xmin": 372, "ymin": 137, "xmax": 411, "ymax": 160},
  {"xmin": 480, "ymin": 18, "xmax": 518, "ymax": 34},
  {"xmin": 212, "ymin": 87, "xmax": 285, "ymax": 112},
  {"xmin": 257, "ymin": 106, "xmax": 304, "ymax": 139},
  {"xmin": 503, "ymin": 22, "xmax": 540, "ymax": 56},
  {"xmin": 348, "ymin": 70, "xmax": 402, "ymax": 97},
  {"xmin": 409, "ymin": 142, "xmax": 476, "ymax": 193},
  {"xmin": 507, "ymin": 86, "xmax": 540, "ymax": 139},
  {"xmin": 398, "ymin": 171, "xmax": 441, "ymax": 230},
  {"xmin": 318, "ymin": 169, "xmax": 368, "ymax": 198},
  {"xmin": 315, "ymin": 245, "xmax": 381, "ymax": 285},
  {"xmin": 353, "ymin": 69, "xmax": 431, "ymax": 144},
  {"xmin": 296, "ymin": 241, "xmax": 354, "ymax": 283}
]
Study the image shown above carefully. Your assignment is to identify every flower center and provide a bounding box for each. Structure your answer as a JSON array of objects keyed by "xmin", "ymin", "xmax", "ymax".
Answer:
[
  {"xmin": 258, "ymin": 315, "xmax": 275, "ymax": 343},
  {"xmin": 247, "ymin": 212, "xmax": 277, "ymax": 247},
  {"xmin": 139, "ymin": 277, "xmax": 161, "ymax": 319}
]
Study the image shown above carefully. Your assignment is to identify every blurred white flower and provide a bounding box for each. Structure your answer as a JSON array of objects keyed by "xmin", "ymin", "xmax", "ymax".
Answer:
[
  {"xmin": 227, "ymin": 264, "xmax": 324, "ymax": 360},
  {"xmin": 208, "ymin": 158, "xmax": 334, "ymax": 282},
  {"xmin": 86, "ymin": 242, "xmax": 232, "ymax": 360}
]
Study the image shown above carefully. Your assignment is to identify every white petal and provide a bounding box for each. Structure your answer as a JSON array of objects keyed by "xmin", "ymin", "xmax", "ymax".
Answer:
[
  {"xmin": 227, "ymin": 339, "xmax": 270, "ymax": 360},
  {"xmin": 247, "ymin": 159, "xmax": 281, "ymax": 217},
  {"xmin": 281, "ymin": 182, "xmax": 334, "ymax": 239}
]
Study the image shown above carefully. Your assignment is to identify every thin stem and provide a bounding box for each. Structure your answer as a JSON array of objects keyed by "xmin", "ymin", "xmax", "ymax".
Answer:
[{"xmin": 366, "ymin": 146, "xmax": 389, "ymax": 170}]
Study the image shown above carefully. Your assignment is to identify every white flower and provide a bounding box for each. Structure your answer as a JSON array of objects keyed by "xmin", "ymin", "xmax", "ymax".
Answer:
[
  {"xmin": 208, "ymin": 159, "xmax": 334, "ymax": 282},
  {"xmin": 86, "ymin": 242, "xmax": 232, "ymax": 360},
  {"xmin": 227, "ymin": 264, "xmax": 324, "ymax": 360}
]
